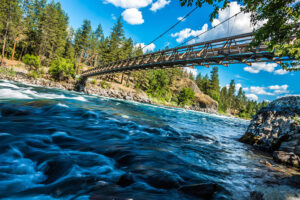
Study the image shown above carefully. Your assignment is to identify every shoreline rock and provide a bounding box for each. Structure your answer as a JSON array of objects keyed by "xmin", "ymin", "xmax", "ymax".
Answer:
[
  {"xmin": 240, "ymin": 96, "xmax": 300, "ymax": 168},
  {"xmin": 0, "ymin": 70, "xmax": 218, "ymax": 114}
]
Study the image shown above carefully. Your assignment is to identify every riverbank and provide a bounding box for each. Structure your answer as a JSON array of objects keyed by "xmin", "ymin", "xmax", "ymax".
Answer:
[{"xmin": 0, "ymin": 64, "xmax": 220, "ymax": 114}]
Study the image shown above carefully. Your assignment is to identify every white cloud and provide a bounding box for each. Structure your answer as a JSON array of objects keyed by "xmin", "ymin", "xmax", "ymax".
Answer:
[
  {"xmin": 177, "ymin": 16, "xmax": 186, "ymax": 21},
  {"xmin": 269, "ymin": 85, "xmax": 289, "ymax": 94},
  {"xmin": 244, "ymin": 63, "xmax": 278, "ymax": 74},
  {"xmin": 246, "ymin": 94, "xmax": 258, "ymax": 101},
  {"xmin": 171, "ymin": 24, "xmax": 208, "ymax": 43},
  {"xmin": 105, "ymin": 0, "xmax": 152, "ymax": 9},
  {"xmin": 135, "ymin": 43, "xmax": 156, "ymax": 53},
  {"xmin": 122, "ymin": 8, "xmax": 144, "ymax": 25},
  {"xmin": 249, "ymin": 86, "xmax": 274, "ymax": 95},
  {"xmin": 184, "ymin": 67, "xmax": 197, "ymax": 77},
  {"xmin": 150, "ymin": 0, "xmax": 171, "ymax": 12},
  {"xmin": 171, "ymin": 2, "xmax": 257, "ymax": 44},
  {"xmin": 244, "ymin": 85, "xmax": 289, "ymax": 97},
  {"xmin": 111, "ymin": 13, "xmax": 117, "ymax": 20},
  {"xmin": 236, "ymin": 83, "xmax": 242, "ymax": 91},
  {"xmin": 274, "ymin": 69, "xmax": 289, "ymax": 75}
]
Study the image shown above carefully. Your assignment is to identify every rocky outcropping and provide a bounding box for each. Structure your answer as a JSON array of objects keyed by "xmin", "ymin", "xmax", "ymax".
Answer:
[{"xmin": 240, "ymin": 96, "xmax": 300, "ymax": 168}]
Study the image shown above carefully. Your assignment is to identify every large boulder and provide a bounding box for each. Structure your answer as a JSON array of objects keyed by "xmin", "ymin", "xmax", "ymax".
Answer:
[{"xmin": 239, "ymin": 96, "xmax": 300, "ymax": 167}]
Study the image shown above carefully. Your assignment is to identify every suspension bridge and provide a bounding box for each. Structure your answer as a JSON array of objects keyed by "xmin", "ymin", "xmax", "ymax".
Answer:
[{"xmin": 75, "ymin": 10, "xmax": 296, "ymax": 91}]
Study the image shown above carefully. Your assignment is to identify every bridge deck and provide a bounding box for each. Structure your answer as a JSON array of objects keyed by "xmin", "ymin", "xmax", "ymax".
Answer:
[{"xmin": 81, "ymin": 33, "xmax": 291, "ymax": 78}]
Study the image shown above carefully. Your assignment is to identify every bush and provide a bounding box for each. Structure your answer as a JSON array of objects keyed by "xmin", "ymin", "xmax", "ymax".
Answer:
[
  {"xmin": 100, "ymin": 80, "xmax": 111, "ymax": 89},
  {"xmin": 147, "ymin": 70, "xmax": 170, "ymax": 98},
  {"xmin": 49, "ymin": 58, "xmax": 76, "ymax": 81},
  {"xmin": 28, "ymin": 71, "xmax": 38, "ymax": 79},
  {"xmin": 22, "ymin": 54, "xmax": 40, "ymax": 71},
  {"xmin": 90, "ymin": 78, "xmax": 97, "ymax": 85},
  {"xmin": 177, "ymin": 87, "xmax": 195, "ymax": 106}
]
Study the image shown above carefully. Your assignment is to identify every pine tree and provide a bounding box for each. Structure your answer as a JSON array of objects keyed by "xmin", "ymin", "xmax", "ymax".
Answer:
[
  {"xmin": 39, "ymin": 2, "xmax": 68, "ymax": 63},
  {"xmin": 108, "ymin": 17, "xmax": 124, "ymax": 62},
  {"xmin": 200, "ymin": 74, "xmax": 210, "ymax": 94},
  {"xmin": 208, "ymin": 66, "xmax": 220, "ymax": 102},
  {"xmin": 228, "ymin": 79, "xmax": 236, "ymax": 109},
  {"xmin": 0, "ymin": 0, "xmax": 22, "ymax": 65},
  {"xmin": 220, "ymin": 86, "xmax": 228, "ymax": 111}
]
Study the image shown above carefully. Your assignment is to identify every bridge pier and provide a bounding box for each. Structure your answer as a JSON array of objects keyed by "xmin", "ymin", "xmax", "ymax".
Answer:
[{"xmin": 74, "ymin": 77, "xmax": 87, "ymax": 92}]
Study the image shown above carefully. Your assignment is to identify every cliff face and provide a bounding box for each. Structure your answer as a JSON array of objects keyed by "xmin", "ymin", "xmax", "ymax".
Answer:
[
  {"xmin": 171, "ymin": 78, "xmax": 218, "ymax": 113},
  {"xmin": 240, "ymin": 96, "xmax": 300, "ymax": 168}
]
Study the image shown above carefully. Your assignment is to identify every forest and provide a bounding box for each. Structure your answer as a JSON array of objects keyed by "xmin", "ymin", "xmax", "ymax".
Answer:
[{"xmin": 0, "ymin": 0, "xmax": 269, "ymax": 118}]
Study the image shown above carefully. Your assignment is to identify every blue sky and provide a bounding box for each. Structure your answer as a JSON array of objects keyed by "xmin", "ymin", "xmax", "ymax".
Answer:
[{"xmin": 56, "ymin": 0, "xmax": 299, "ymax": 102}]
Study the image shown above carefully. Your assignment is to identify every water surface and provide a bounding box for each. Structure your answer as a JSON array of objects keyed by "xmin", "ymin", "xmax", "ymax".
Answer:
[{"xmin": 0, "ymin": 80, "xmax": 297, "ymax": 200}]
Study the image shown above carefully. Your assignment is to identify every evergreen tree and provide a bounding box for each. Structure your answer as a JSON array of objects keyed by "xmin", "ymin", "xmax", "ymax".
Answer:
[
  {"xmin": 107, "ymin": 17, "xmax": 124, "ymax": 62},
  {"xmin": 0, "ymin": 0, "xmax": 22, "ymax": 65},
  {"xmin": 228, "ymin": 79, "xmax": 236, "ymax": 109},
  {"xmin": 208, "ymin": 66, "xmax": 220, "ymax": 102},
  {"xmin": 200, "ymin": 74, "xmax": 210, "ymax": 94},
  {"xmin": 39, "ymin": 2, "xmax": 68, "ymax": 63},
  {"xmin": 220, "ymin": 86, "xmax": 228, "ymax": 112}
]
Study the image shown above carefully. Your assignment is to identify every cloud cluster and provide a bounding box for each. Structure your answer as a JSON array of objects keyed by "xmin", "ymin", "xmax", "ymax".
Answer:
[
  {"xmin": 150, "ymin": 0, "xmax": 171, "ymax": 12},
  {"xmin": 233, "ymin": 83, "xmax": 289, "ymax": 101},
  {"xmin": 243, "ymin": 62, "xmax": 288, "ymax": 75},
  {"xmin": 105, "ymin": 0, "xmax": 170, "ymax": 25},
  {"xmin": 122, "ymin": 8, "xmax": 144, "ymax": 25},
  {"xmin": 243, "ymin": 84, "xmax": 289, "ymax": 97},
  {"xmin": 244, "ymin": 63, "xmax": 277, "ymax": 74},
  {"xmin": 171, "ymin": 24, "xmax": 208, "ymax": 43},
  {"xmin": 134, "ymin": 43, "xmax": 156, "ymax": 53},
  {"xmin": 246, "ymin": 94, "xmax": 258, "ymax": 101},
  {"xmin": 171, "ymin": 2, "xmax": 255, "ymax": 44},
  {"xmin": 105, "ymin": 0, "xmax": 152, "ymax": 9}
]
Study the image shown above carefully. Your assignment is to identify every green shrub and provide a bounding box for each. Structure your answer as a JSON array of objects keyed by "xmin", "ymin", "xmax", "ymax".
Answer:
[
  {"xmin": 0, "ymin": 67, "xmax": 16, "ymax": 77},
  {"xmin": 22, "ymin": 54, "xmax": 40, "ymax": 71},
  {"xmin": 100, "ymin": 80, "xmax": 111, "ymax": 89},
  {"xmin": 90, "ymin": 79, "xmax": 97, "ymax": 85},
  {"xmin": 177, "ymin": 87, "xmax": 195, "ymax": 106},
  {"xmin": 49, "ymin": 58, "xmax": 76, "ymax": 81},
  {"xmin": 28, "ymin": 71, "xmax": 38, "ymax": 79}
]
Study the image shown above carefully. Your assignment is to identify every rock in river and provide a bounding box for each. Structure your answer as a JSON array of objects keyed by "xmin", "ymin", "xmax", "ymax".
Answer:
[{"xmin": 240, "ymin": 95, "xmax": 300, "ymax": 168}]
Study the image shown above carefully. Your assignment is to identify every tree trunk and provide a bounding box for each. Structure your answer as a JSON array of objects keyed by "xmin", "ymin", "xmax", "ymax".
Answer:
[
  {"xmin": 19, "ymin": 46, "xmax": 25, "ymax": 61},
  {"xmin": 11, "ymin": 37, "xmax": 18, "ymax": 60},
  {"xmin": 77, "ymin": 50, "xmax": 84, "ymax": 75},
  {"xmin": 121, "ymin": 73, "xmax": 124, "ymax": 84},
  {"xmin": 0, "ymin": 20, "xmax": 10, "ymax": 66},
  {"xmin": 94, "ymin": 54, "xmax": 98, "ymax": 67}
]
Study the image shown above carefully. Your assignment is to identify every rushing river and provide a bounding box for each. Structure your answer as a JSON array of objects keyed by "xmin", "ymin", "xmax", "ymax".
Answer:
[{"xmin": 0, "ymin": 79, "xmax": 298, "ymax": 200}]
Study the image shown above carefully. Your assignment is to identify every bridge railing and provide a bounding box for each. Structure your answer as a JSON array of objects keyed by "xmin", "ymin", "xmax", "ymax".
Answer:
[{"xmin": 81, "ymin": 32, "xmax": 287, "ymax": 78}]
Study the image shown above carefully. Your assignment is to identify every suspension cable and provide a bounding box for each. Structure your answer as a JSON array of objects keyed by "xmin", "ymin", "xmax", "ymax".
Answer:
[
  {"xmin": 142, "ymin": 7, "xmax": 198, "ymax": 50},
  {"xmin": 177, "ymin": 10, "xmax": 243, "ymax": 47}
]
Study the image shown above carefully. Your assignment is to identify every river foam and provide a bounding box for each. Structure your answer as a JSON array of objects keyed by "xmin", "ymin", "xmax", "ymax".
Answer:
[{"xmin": 0, "ymin": 79, "xmax": 299, "ymax": 200}]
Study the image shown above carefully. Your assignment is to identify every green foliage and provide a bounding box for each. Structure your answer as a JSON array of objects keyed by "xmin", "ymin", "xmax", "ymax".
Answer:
[
  {"xmin": 100, "ymin": 80, "xmax": 111, "ymax": 89},
  {"xmin": 207, "ymin": 67, "xmax": 220, "ymax": 102},
  {"xmin": 22, "ymin": 54, "xmax": 40, "ymax": 70},
  {"xmin": 0, "ymin": 67, "xmax": 16, "ymax": 76},
  {"xmin": 293, "ymin": 114, "xmax": 299, "ymax": 125},
  {"xmin": 28, "ymin": 70, "xmax": 38, "ymax": 79},
  {"xmin": 179, "ymin": 0, "xmax": 299, "ymax": 71},
  {"xmin": 90, "ymin": 78, "xmax": 97, "ymax": 85},
  {"xmin": 177, "ymin": 87, "xmax": 195, "ymax": 106},
  {"xmin": 147, "ymin": 70, "xmax": 170, "ymax": 99},
  {"xmin": 49, "ymin": 58, "xmax": 75, "ymax": 80}
]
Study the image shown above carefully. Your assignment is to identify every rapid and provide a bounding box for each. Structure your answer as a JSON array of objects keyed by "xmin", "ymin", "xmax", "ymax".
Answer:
[{"xmin": 0, "ymin": 79, "xmax": 298, "ymax": 200}]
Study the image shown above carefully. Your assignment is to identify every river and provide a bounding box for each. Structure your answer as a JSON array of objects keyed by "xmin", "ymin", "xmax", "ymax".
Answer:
[{"xmin": 0, "ymin": 79, "xmax": 298, "ymax": 200}]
